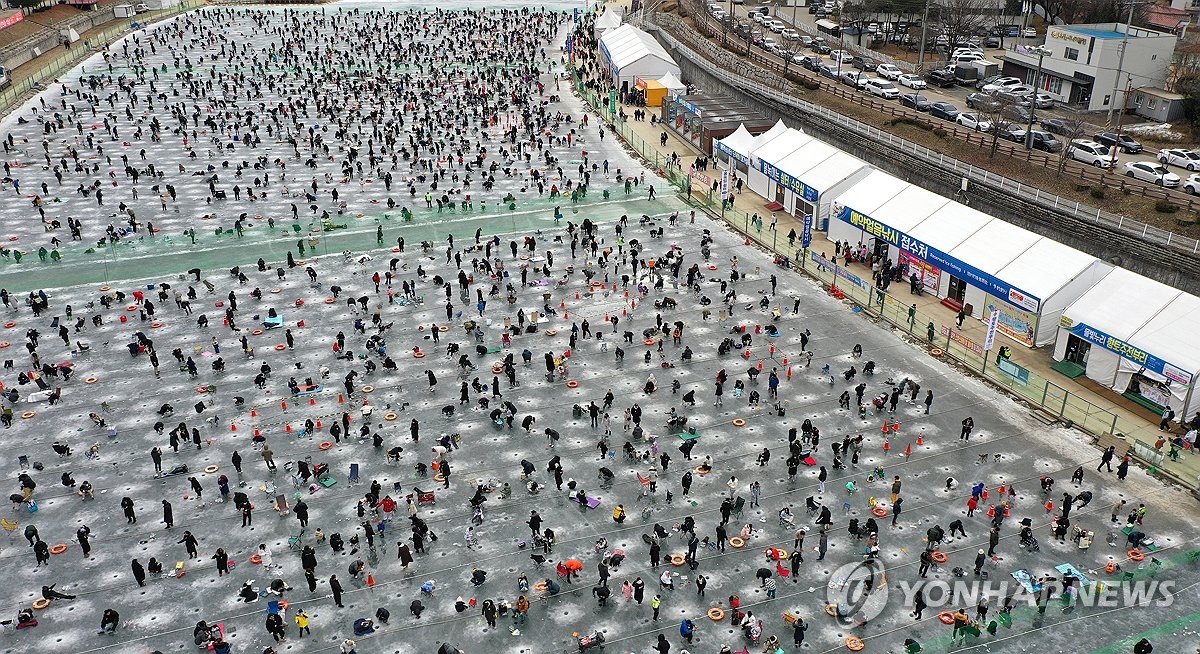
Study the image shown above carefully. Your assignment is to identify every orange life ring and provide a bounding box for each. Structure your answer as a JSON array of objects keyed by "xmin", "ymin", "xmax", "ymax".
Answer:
[
  {"xmin": 126, "ymin": 305, "xmax": 138, "ymax": 311},
  {"xmin": 20, "ymin": 411, "xmax": 35, "ymax": 419},
  {"xmin": 1106, "ymin": 561, "xmax": 1117, "ymax": 574},
  {"xmin": 492, "ymin": 366, "xmax": 505, "ymax": 374},
  {"xmin": 325, "ymin": 298, "xmax": 335, "ymax": 304},
  {"xmin": 707, "ymin": 265, "xmax": 717, "ymax": 270},
  {"xmin": 84, "ymin": 376, "xmax": 98, "ymax": 384},
  {"xmin": 3, "ymin": 321, "xmax": 15, "ymax": 328},
  {"xmin": 0, "ymin": 342, "xmax": 9, "ymax": 348},
  {"xmin": 50, "ymin": 543, "xmax": 68, "ymax": 555},
  {"xmin": 295, "ymin": 299, "xmax": 305, "ymax": 306},
  {"xmin": 318, "ymin": 441, "xmax": 334, "ymax": 451},
  {"xmin": 670, "ymin": 554, "xmax": 686, "ymax": 566},
  {"xmin": 413, "ymin": 352, "xmax": 425, "ymax": 359},
  {"xmin": 707, "ymin": 607, "xmax": 725, "ymax": 620},
  {"xmin": 534, "ymin": 581, "xmax": 549, "ymax": 591},
  {"xmin": 872, "ymin": 506, "xmax": 888, "ymax": 517},
  {"xmin": 644, "ymin": 338, "xmax": 656, "ymax": 346},
  {"xmin": 1128, "ymin": 550, "xmax": 1145, "ymax": 561},
  {"xmin": 7, "ymin": 236, "xmax": 17, "ymax": 242},
  {"xmin": 439, "ymin": 326, "xmax": 449, "ymax": 332},
  {"xmin": 197, "ymin": 386, "xmax": 209, "ymax": 393},
  {"xmin": 434, "ymin": 473, "xmax": 445, "ymax": 483},
  {"xmin": 385, "ymin": 412, "xmax": 398, "ymax": 421},
  {"xmin": 825, "ymin": 604, "xmax": 838, "ymax": 616},
  {"xmin": 250, "ymin": 554, "xmax": 263, "ymax": 564},
  {"xmin": 930, "ymin": 348, "xmax": 944, "ymax": 357},
  {"xmin": 732, "ymin": 418, "xmax": 747, "ymax": 427},
  {"xmin": 729, "ymin": 537, "xmax": 745, "ymax": 548},
  {"xmin": 99, "ymin": 285, "xmax": 111, "ymax": 292},
  {"xmin": 252, "ymin": 329, "xmax": 263, "ymax": 335},
  {"xmin": 150, "ymin": 322, "xmax": 163, "ymax": 328},
  {"xmin": 566, "ymin": 380, "xmax": 580, "ymax": 388},
  {"xmin": 32, "ymin": 598, "xmax": 50, "ymax": 610},
  {"xmin": 930, "ymin": 551, "xmax": 948, "ymax": 563},
  {"xmin": 275, "ymin": 344, "xmax": 287, "ymax": 351},
  {"xmin": 204, "ymin": 465, "xmax": 220, "ymax": 473},
  {"xmin": 271, "ymin": 288, "xmax": 282, "ymax": 294},
  {"xmin": 938, "ymin": 611, "xmax": 955, "ymax": 624},
  {"xmin": 362, "ymin": 385, "xmax": 375, "ymax": 393},
  {"xmin": 545, "ymin": 329, "xmax": 558, "ymax": 336},
  {"xmin": 695, "ymin": 466, "xmax": 710, "ymax": 475},
  {"xmin": 846, "ymin": 637, "xmax": 865, "ymax": 651}
]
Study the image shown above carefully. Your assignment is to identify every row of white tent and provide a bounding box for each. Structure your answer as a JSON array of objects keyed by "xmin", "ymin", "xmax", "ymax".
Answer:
[{"xmin": 715, "ymin": 121, "xmax": 1200, "ymax": 418}]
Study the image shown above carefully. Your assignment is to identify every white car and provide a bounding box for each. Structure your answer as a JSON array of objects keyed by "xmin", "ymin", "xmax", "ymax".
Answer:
[
  {"xmin": 981, "ymin": 76, "xmax": 1023, "ymax": 93},
  {"xmin": 830, "ymin": 50, "xmax": 853, "ymax": 63},
  {"xmin": 753, "ymin": 13, "xmax": 768, "ymax": 24},
  {"xmin": 1124, "ymin": 161, "xmax": 1181, "ymax": 187},
  {"xmin": 1183, "ymin": 174, "xmax": 1200, "ymax": 195},
  {"xmin": 1069, "ymin": 140, "xmax": 1114, "ymax": 168},
  {"xmin": 781, "ymin": 28, "xmax": 800, "ymax": 41},
  {"xmin": 863, "ymin": 78, "xmax": 900, "ymax": 99},
  {"xmin": 767, "ymin": 20, "xmax": 786, "ymax": 33},
  {"xmin": 712, "ymin": 9, "xmax": 727, "ymax": 19},
  {"xmin": 956, "ymin": 112, "xmax": 992, "ymax": 132},
  {"xmin": 951, "ymin": 52, "xmax": 984, "ymax": 65},
  {"xmin": 1158, "ymin": 148, "xmax": 1200, "ymax": 171},
  {"xmin": 897, "ymin": 73, "xmax": 926, "ymax": 89},
  {"xmin": 1022, "ymin": 28, "xmax": 1037, "ymax": 38},
  {"xmin": 875, "ymin": 63, "xmax": 902, "ymax": 80}
]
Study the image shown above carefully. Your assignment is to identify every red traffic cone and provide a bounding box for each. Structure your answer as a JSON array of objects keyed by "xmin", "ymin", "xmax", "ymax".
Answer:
[
  {"xmin": 631, "ymin": 300, "xmax": 636, "ymax": 309},
  {"xmin": 309, "ymin": 397, "xmax": 317, "ymax": 406},
  {"xmin": 250, "ymin": 408, "xmax": 258, "ymax": 417},
  {"xmin": 281, "ymin": 400, "xmax": 288, "ymax": 411},
  {"xmin": 285, "ymin": 423, "xmax": 293, "ymax": 433},
  {"xmin": 998, "ymin": 484, "xmax": 1007, "ymax": 495},
  {"xmin": 786, "ymin": 366, "xmax": 793, "ymax": 380},
  {"xmin": 575, "ymin": 292, "xmax": 580, "ymax": 300},
  {"xmin": 338, "ymin": 393, "xmax": 345, "ymax": 403},
  {"xmin": 624, "ymin": 290, "xmax": 629, "ymax": 298},
  {"xmin": 904, "ymin": 443, "xmax": 912, "ymax": 458},
  {"xmin": 782, "ymin": 357, "xmax": 789, "ymax": 365},
  {"xmin": 757, "ymin": 360, "xmax": 763, "ymax": 370},
  {"xmin": 881, "ymin": 422, "xmax": 891, "ymax": 434},
  {"xmin": 604, "ymin": 313, "xmax": 609, "ymax": 322},
  {"xmin": 563, "ymin": 311, "xmax": 569, "ymax": 320},
  {"xmin": 982, "ymin": 488, "xmax": 989, "ymax": 500},
  {"xmin": 230, "ymin": 422, "xmax": 238, "ymax": 432},
  {"xmin": 745, "ymin": 238, "xmax": 751, "ymax": 245},
  {"xmin": 891, "ymin": 420, "xmax": 900, "ymax": 433},
  {"xmin": 916, "ymin": 431, "xmax": 925, "ymax": 445},
  {"xmin": 560, "ymin": 299, "xmax": 565, "ymax": 309},
  {"xmin": 1044, "ymin": 501, "xmax": 1054, "ymax": 513},
  {"xmin": 367, "ymin": 574, "xmax": 376, "ymax": 587},
  {"xmin": 316, "ymin": 420, "xmax": 323, "ymax": 429},
  {"xmin": 253, "ymin": 428, "xmax": 261, "ymax": 437},
  {"xmin": 882, "ymin": 438, "xmax": 891, "ymax": 453},
  {"xmin": 622, "ymin": 308, "xmax": 627, "ymax": 317}
]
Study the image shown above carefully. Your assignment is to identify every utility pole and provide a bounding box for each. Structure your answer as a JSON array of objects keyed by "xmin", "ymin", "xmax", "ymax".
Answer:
[
  {"xmin": 917, "ymin": 0, "xmax": 932, "ymax": 68},
  {"xmin": 1108, "ymin": 75, "xmax": 1133, "ymax": 168},
  {"xmin": 1106, "ymin": 0, "xmax": 1143, "ymax": 129},
  {"xmin": 1025, "ymin": 46, "xmax": 1051, "ymax": 150}
]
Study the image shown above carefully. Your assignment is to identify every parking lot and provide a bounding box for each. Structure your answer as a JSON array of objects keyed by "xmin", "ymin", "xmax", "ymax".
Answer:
[{"xmin": 701, "ymin": 1, "xmax": 1200, "ymax": 192}]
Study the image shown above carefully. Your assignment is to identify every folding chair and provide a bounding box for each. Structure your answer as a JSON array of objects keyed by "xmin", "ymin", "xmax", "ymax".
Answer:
[
  {"xmin": 732, "ymin": 496, "xmax": 746, "ymax": 520},
  {"xmin": 348, "ymin": 463, "xmax": 360, "ymax": 485},
  {"xmin": 636, "ymin": 473, "xmax": 651, "ymax": 497}
]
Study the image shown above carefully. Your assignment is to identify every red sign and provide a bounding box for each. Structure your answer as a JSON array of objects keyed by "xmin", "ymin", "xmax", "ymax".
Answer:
[{"xmin": 0, "ymin": 11, "xmax": 25, "ymax": 31}]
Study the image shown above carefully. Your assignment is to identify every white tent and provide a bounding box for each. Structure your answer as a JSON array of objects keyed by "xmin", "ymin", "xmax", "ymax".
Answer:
[
  {"xmin": 1055, "ymin": 268, "xmax": 1200, "ymax": 417},
  {"xmin": 714, "ymin": 125, "xmax": 756, "ymax": 169},
  {"xmin": 594, "ymin": 9, "xmax": 622, "ymax": 35},
  {"xmin": 746, "ymin": 128, "xmax": 811, "ymax": 198},
  {"xmin": 769, "ymin": 142, "xmax": 871, "ymax": 225},
  {"xmin": 599, "ymin": 25, "xmax": 680, "ymax": 87},
  {"xmin": 994, "ymin": 239, "xmax": 1111, "ymax": 346},
  {"xmin": 658, "ymin": 71, "xmax": 686, "ymax": 96}
]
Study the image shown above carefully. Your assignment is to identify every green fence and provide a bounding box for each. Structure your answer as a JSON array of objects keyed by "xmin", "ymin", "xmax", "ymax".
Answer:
[{"xmin": 0, "ymin": 0, "xmax": 205, "ymax": 115}]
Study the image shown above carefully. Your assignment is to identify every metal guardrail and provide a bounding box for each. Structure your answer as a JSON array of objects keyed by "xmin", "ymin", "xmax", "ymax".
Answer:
[{"xmin": 651, "ymin": 11, "xmax": 1200, "ymax": 257}]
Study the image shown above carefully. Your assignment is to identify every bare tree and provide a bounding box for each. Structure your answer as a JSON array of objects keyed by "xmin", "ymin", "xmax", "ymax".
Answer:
[
  {"xmin": 935, "ymin": 0, "xmax": 993, "ymax": 49},
  {"xmin": 841, "ymin": 2, "xmax": 872, "ymax": 46},
  {"xmin": 980, "ymin": 95, "xmax": 1020, "ymax": 158},
  {"xmin": 1056, "ymin": 117, "xmax": 1090, "ymax": 173}
]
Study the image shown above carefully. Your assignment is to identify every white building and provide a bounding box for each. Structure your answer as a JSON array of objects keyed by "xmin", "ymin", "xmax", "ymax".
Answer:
[
  {"xmin": 598, "ymin": 24, "xmax": 680, "ymax": 89},
  {"xmin": 1001, "ymin": 23, "xmax": 1176, "ymax": 111}
]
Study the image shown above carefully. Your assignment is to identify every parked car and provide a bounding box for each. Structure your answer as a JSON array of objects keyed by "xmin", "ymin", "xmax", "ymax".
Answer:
[
  {"xmin": 864, "ymin": 78, "xmax": 900, "ymax": 99},
  {"xmin": 997, "ymin": 125, "xmax": 1028, "ymax": 143},
  {"xmin": 1028, "ymin": 130, "xmax": 1062, "ymax": 153},
  {"xmin": 1183, "ymin": 174, "xmax": 1200, "ymax": 194},
  {"xmin": 899, "ymin": 93, "xmax": 932, "ymax": 111},
  {"xmin": 800, "ymin": 36, "xmax": 814, "ymax": 47},
  {"xmin": 782, "ymin": 28, "xmax": 801, "ymax": 41},
  {"xmin": 981, "ymin": 76, "xmax": 1023, "ymax": 93},
  {"xmin": 819, "ymin": 63, "xmax": 840, "ymax": 80},
  {"xmin": 1001, "ymin": 105, "xmax": 1033, "ymax": 123},
  {"xmin": 1070, "ymin": 140, "xmax": 1115, "ymax": 168},
  {"xmin": 929, "ymin": 102, "xmax": 960, "ymax": 121},
  {"xmin": 767, "ymin": 20, "xmax": 786, "ymax": 33},
  {"xmin": 897, "ymin": 73, "xmax": 926, "ymax": 89},
  {"xmin": 1124, "ymin": 161, "xmax": 1181, "ymax": 187},
  {"xmin": 956, "ymin": 112, "xmax": 992, "ymax": 132},
  {"xmin": 875, "ymin": 63, "xmax": 902, "ymax": 80},
  {"xmin": 1093, "ymin": 132, "xmax": 1142, "ymax": 154},
  {"xmin": 830, "ymin": 50, "xmax": 853, "ymax": 63},
  {"xmin": 797, "ymin": 55, "xmax": 822, "ymax": 70},
  {"xmin": 841, "ymin": 70, "xmax": 870, "ymax": 89},
  {"xmin": 1022, "ymin": 27, "xmax": 1037, "ymax": 38},
  {"xmin": 1040, "ymin": 118, "xmax": 1076, "ymax": 136},
  {"xmin": 1158, "ymin": 148, "xmax": 1200, "ymax": 170},
  {"xmin": 926, "ymin": 68, "xmax": 956, "ymax": 88},
  {"xmin": 134, "ymin": 2, "xmax": 149, "ymax": 12},
  {"xmin": 852, "ymin": 56, "xmax": 878, "ymax": 71},
  {"xmin": 975, "ymin": 74, "xmax": 1001, "ymax": 90},
  {"xmin": 1021, "ymin": 92, "xmax": 1055, "ymax": 109},
  {"xmin": 965, "ymin": 92, "xmax": 1000, "ymax": 111},
  {"xmin": 748, "ymin": 6, "xmax": 770, "ymax": 16},
  {"xmin": 812, "ymin": 42, "xmax": 832, "ymax": 54}
]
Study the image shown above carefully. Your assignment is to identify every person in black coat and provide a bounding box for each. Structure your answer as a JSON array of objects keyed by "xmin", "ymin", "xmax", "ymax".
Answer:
[
  {"xmin": 131, "ymin": 559, "xmax": 146, "ymax": 587},
  {"xmin": 330, "ymin": 574, "xmax": 344, "ymax": 607},
  {"xmin": 162, "ymin": 499, "xmax": 173, "ymax": 529}
]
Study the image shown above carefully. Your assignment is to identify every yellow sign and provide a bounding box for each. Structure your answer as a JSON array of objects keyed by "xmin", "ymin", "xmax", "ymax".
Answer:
[{"xmin": 1050, "ymin": 30, "xmax": 1088, "ymax": 46}]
